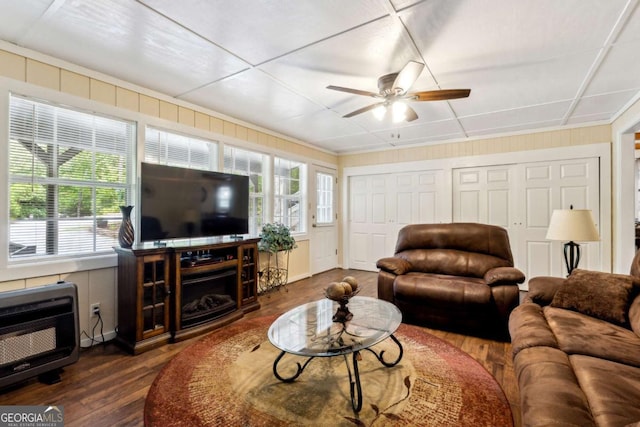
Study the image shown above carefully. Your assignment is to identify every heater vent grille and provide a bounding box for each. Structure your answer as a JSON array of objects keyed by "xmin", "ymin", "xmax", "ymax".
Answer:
[{"xmin": 0, "ymin": 327, "xmax": 56, "ymax": 366}]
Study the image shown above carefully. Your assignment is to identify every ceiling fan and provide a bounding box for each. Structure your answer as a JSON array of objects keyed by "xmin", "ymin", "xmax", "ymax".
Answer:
[{"xmin": 327, "ymin": 61, "xmax": 470, "ymax": 123}]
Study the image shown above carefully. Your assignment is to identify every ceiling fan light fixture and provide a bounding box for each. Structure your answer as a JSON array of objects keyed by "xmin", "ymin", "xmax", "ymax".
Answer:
[
  {"xmin": 327, "ymin": 61, "xmax": 470, "ymax": 122},
  {"xmin": 391, "ymin": 101, "xmax": 407, "ymax": 123},
  {"xmin": 373, "ymin": 104, "xmax": 387, "ymax": 121}
]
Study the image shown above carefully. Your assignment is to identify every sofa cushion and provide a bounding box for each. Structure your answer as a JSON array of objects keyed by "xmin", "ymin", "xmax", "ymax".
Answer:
[
  {"xmin": 570, "ymin": 355, "xmax": 640, "ymax": 427},
  {"xmin": 550, "ymin": 269, "xmax": 638, "ymax": 326},
  {"xmin": 508, "ymin": 303, "xmax": 559, "ymax": 356},
  {"xmin": 544, "ymin": 306, "xmax": 640, "ymax": 368},
  {"xmin": 513, "ymin": 346, "xmax": 595, "ymax": 427},
  {"xmin": 393, "ymin": 272, "xmax": 490, "ymax": 307}
]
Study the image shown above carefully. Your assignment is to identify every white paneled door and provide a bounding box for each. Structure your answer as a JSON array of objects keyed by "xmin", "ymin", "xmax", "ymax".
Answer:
[
  {"xmin": 453, "ymin": 164, "xmax": 515, "ymax": 237},
  {"xmin": 310, "ymin": 166, "xmax": 338, "ymax": 274},
  {"xmin": 519, "ymin": 158, "xmax": 601, "ymax": 279},
  {"xmin": 348, "ymin": 171, "xmax": 444, "ymax": 271},
  {"xmin": 453, "ymin": 157, "xmax": 600, "ymax": 288}
]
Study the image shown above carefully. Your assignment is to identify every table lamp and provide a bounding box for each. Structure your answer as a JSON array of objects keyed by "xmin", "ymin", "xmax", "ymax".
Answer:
[{"xmin": 546, "ymin": 206, "xmax": 600, "ymax": 275}]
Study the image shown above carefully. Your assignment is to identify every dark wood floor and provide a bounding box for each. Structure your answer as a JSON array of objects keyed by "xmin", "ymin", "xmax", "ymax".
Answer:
[{"xmin": 0, "ymin": 269, "xmax": 520, "ymax": 427}]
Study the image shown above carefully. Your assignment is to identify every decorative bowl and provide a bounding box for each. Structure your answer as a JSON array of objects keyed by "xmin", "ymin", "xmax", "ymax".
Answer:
[{"xmin": 324, "ymin": 287, "xmax": 360, "ymax": 302}]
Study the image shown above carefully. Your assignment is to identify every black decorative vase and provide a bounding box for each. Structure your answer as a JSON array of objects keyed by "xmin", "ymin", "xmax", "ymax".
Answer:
[{"xmin": 118, "ymin": 205, "xmax": 135, "ymax": 248}]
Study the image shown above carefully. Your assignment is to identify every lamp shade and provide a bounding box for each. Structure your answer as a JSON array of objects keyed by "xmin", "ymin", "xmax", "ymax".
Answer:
[{"xmin": 546, "ymin": 209, "xmax": 600, "ymax": 242}]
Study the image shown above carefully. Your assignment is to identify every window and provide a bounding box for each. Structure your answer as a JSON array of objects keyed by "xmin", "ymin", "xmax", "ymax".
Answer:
[
  {"xmin": 274, "ymin": 157, "xmax": 306, "ymax": 232},
  {"xmin": 223, "ymin": 146, "xmax": 266, "ymax": 236},
  {"xmin": 144, "ymin": 127, "xmax": 217, "ymax": 170},
  {"xmin": 8, "ymin": 95, "xmax": 134, "ymax": 260},
  {"xmin": 316, "ymin": 172, "xmax": 334, "ymax": 225}
]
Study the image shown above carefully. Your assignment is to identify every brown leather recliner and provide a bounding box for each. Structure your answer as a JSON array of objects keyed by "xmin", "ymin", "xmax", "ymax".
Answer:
[{"xmin": 377, "ymin": 222, "xmax": 525, "ymax": 338}]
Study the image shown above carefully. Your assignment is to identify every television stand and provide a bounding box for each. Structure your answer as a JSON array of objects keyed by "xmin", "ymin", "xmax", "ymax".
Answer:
[{"xmin": 114, "ymin": 238, "xmax": 260, "ymax": 354}]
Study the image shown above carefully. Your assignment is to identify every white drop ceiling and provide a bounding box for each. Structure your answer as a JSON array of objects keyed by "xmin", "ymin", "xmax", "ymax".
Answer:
[{"xmin": 1, "ymin": 0, "xmax": 640, "ymax": 153}]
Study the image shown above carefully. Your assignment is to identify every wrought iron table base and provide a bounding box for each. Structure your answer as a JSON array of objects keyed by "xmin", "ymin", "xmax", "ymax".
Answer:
[{"xmin": 272, "ymin": 334, "xmax": 404, "ymax": 412}]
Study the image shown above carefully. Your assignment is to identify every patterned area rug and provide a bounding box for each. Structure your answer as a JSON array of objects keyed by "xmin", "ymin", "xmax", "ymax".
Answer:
[{"xmin": 144, "ymin": 316, "xmax": 513, "ymax": 426}]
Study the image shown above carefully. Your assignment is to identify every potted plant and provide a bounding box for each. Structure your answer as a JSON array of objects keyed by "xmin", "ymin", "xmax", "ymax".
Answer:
[
  {"xmin": 258, "ymin": 223, "xmax": 297, "ymax": 293},
  {"xmin": 258, "ymin": 222, "xmax": 297, "ymax": 253}
]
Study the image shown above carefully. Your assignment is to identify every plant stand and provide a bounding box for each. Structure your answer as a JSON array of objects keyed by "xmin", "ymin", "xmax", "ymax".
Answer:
[{"xmin": 258, "ymin": 250, "xmax": 290, "ymax": 295}]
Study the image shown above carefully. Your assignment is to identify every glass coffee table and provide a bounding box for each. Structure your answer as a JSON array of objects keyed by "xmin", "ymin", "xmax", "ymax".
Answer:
[{"xmin": 267, "ymin": 296, "xmax": 403, "ymax": 412}]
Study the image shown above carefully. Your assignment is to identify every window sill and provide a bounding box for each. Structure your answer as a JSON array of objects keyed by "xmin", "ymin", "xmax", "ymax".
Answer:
[{"xmin": 2, "ymin": 252, "xmax": 118, "ymax": 282}]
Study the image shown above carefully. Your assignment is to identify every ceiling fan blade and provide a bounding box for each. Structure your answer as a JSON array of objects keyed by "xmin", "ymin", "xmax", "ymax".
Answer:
[
  {"xmin": 404, "ymin": 105, "xmax": 418, "ymax": 122},
  {"xmin": 326, "ymin": 85, "xmax": 380, "ymax": 98},
  {"xmin": 393, "ymin": 61, "xmax": 425, "ymax": 94},
  {"xmin": 343, "ymin": 102, "xmax": 385, "ymax": 118},
  {"xmin": 410, "ymin": 89, "xmax": 471, "ymax": 101}
]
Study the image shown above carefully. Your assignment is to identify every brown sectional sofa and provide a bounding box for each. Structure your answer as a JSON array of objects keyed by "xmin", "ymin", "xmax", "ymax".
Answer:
[
  {"xmin": 377, "ymin": 222, "xmax": 524, "ymax": 338},
  {"xmin": 509, "ymin": 261, "xmax": 640, "ymax": 427}
]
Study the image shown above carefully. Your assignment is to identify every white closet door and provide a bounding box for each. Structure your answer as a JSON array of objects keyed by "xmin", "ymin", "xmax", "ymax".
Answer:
[
  {"xmin": 518, "ymin": 157, "xmax": 601, "ymax": 280},
  {"xmin": 452, "ymin": 165, "xmax": 515, "ymax": 225},
  {"xmin": 348, "ymin": 171, "xmax": 444, "ymax": 271},
  {"xmin": 453, "ymin": 158, "xmax": 600, "ymax": 288},
  {"xmin": 390, "ymin": 171, "xmax": 444, "ymax": 249},
  {"xmin": 349, "ymin": 174, "xmax": 392, "ymax": 271},
  {"xmin": 452, "ymin": 165, "xmax": 518, "ymax": 256}
]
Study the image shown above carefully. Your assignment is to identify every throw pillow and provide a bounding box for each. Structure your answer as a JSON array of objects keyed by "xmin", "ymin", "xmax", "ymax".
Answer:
[{"xmin": 550, "ymin": 269, "xmax": 639, "ymax": 326}]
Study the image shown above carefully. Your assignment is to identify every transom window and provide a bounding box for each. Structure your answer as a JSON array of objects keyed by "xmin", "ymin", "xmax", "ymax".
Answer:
[
  {"xmin": 144, "ymin": 126, "xmax": 217, "ymax": 170},
  {"xmin": 8, "ymin": 94, "xmax": 135, "ymax": 260}
]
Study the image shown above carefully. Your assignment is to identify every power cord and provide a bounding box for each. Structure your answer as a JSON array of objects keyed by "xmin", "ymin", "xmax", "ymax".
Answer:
[{"xmin": 80, "ymin": 311, "xmax": 105, "ymax": 349}]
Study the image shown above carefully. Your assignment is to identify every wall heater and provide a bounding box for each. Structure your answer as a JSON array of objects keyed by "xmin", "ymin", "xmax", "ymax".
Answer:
[{"xmin": 0, "ymin": 281, "xmax": 79, "ymax": 389}]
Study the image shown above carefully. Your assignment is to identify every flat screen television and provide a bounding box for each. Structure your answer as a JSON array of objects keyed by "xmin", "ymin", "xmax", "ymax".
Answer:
[{"xmin": 140, "ymin": 163, "xmax": 249, "ymax": 242}]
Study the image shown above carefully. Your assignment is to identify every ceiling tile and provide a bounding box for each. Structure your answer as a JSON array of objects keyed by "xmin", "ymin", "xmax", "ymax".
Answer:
[
  {"xmin": 0, "ymin": 0, "xmax": 51, "ymax": 41},
  {"xmin": 403, "ymin": 0, "xmax": 628, "ymax": 73},
  {"xmin": 315, "ymin": 133, "xmax": 388, "ymax": 153},
  {"xmin": 19, "ymin": 0, "xmax": 249, "ymax": 96},
  {"xmin": 566, "ymin": 112, "xmax": 613, "ymax": 125},
  {"xmin": 466, "ymin": 119, "xmax": 563, "ymax": 137},
  {"xmin": 571, "ymin": 90, "xmax": 639, "ymax": 118},
  {"xmin": 584, "ymin": 40, "xmax": 640, "ymax": 96},
  {"xmin": 140, "ymin": 0, "xmax": 390, "ymax": 65},
  {"xmin": 460, "ymin": 101, "xmax": 571, "ymax": 133},
  {"xmin": 180, "ymin": 68, "xmax": 325, "ymax": 130},
  {"xmin": 272, "ymin": 109, "xmax": 367, "ymax": 143},
  {"xmin": 440, "ymin": 52, "xmax": 598, "ymax": 117}
]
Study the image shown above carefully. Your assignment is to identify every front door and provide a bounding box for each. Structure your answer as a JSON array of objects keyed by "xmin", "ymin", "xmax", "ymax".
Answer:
[{"xmin": 310, "ymin": 166, "xmax": 338, "ymax": 274}]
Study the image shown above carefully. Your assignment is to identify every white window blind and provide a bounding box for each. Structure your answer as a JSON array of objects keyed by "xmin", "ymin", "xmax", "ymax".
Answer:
[
  {"xmin": 223, "ymin": 146, "xmax": 266, "ymax": 236},
  {"xmin": 274, "ymin": 157, "xmax": 306, "ymax": 233},
  {"xmin": 8, "ymin": 95, "xmax": 134, "ymax": 259},
  {"xmin": 145, "ymin": 127, "xmax": 217, "ymax": 170}
]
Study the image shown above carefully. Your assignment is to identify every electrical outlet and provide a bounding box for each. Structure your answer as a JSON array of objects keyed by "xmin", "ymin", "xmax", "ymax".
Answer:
[{"xmin": 90, "ymin": 303, "xmax": 101, "ymax": 317}]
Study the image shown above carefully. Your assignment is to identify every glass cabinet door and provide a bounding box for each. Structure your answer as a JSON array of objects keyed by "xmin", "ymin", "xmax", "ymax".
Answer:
[{"xmin": 140, "ymin": 254, "xmax": 170, "ymax": 338}]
